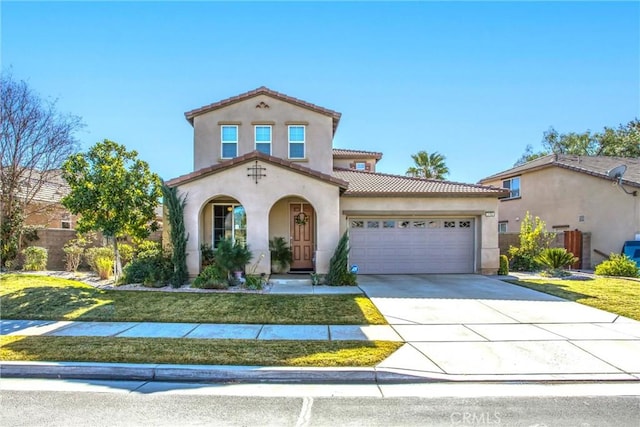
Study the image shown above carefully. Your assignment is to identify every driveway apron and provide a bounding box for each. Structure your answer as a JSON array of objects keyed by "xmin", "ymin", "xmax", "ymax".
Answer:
[{"xmin": 358, "ymin": 274, "xmax": 640, "ymax": 381}]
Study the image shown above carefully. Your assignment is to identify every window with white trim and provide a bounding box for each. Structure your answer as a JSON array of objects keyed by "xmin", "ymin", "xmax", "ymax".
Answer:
[
  {"xmin": 355, "ymin": 162, "xmax": 366, "ymax": 171},
  {"xmin": 255, "ymin": 125, "xmax": 271, "ymax": 155},
  {"xmin": 502, "ymin": 177, "xmax": 520, "ymax": 199},
  {"xmin": 498, "ymin": 221, "xmax": 508, "ymax": 233},
  {"xmin": 221, "ymin": 125, "xmax": 238, "ymax": 159},
  {"xmin": 288, "ymin": 125, "xmax": 305, "ymax": 159}
]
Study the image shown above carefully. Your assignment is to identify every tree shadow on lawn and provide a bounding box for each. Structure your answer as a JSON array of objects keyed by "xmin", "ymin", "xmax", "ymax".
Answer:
[
  {"xmin": 0, "ymin": 286, "xmax": 113, "ymax": 321},
  {"xmin": 504, "ymin": 279, "xmax": 595, "ymax": 303}
]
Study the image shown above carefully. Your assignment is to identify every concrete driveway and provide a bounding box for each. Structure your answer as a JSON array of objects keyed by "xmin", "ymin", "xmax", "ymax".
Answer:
[{"xmin": 358, "ymin": 274, "xmax": 640, "ymax": 381}]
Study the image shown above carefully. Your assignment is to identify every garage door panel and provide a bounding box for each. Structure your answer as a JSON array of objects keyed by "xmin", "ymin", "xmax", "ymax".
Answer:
[{"xmin": 349, "ymin": 218, "xmax": 474, "ymax": 274}]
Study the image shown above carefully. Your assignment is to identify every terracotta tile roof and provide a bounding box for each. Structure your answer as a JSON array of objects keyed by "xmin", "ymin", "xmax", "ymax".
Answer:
[
  {"xmin": 166, "ymin": 151, "xmax": 349, "ymax": 189},
  {"xmin": 332, "ymin": 148, "xmax": 383, "ymax": 160},
  {"xmin": 184, "ymin": 86, "xmax": 342, "ymax": 135},
  {"xmin": 479, "ymin": 154, "xmax": 640, "ymax": 188},
  {"xmin": 333, "ymin": 168, "xmax": 508, "ymax": 197}
]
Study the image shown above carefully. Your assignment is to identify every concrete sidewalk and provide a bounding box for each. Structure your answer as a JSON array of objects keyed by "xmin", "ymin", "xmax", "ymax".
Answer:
[{"xmin": 2, "ymin": 274, "xmax": 640, "ymax": 383}]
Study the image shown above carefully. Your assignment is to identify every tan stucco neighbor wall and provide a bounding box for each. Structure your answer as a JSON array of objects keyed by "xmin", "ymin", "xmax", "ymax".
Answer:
[
  {"xmin": 338, "ymin": 196, "xmax": 501, "ymax": 274},
  {"xmin": 484, "ymin": 168, "xmax": 640, "ymax": 268},
  {"xmin": 176, "ymin": 162, "xmax": 341, "ymax": 277},
  {"xmin": 193, "ymin": 95, "xmax": 335, "ymax": 175}
]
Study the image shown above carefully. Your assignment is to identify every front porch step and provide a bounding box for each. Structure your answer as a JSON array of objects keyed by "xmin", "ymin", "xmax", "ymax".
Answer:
[{"xmin": 269, "ymin": 277, "xmax": 312, "ymax": 286}]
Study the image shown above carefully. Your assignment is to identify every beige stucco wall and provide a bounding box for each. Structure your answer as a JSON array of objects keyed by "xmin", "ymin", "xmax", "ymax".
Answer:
[
  {"xmin": 176, "ymin": 161, "xmax": 342, "ymax": 277},
  {"xmin": 192, "ymin": 95, "xmax": 335, "ymax": 175},
  {"xmin": 339, "ymin": 196, "xmax": 501, "ymax": 274},
  {"xmin": 483, "ymin": 168, "xmax": 640, "ymax": 268}
]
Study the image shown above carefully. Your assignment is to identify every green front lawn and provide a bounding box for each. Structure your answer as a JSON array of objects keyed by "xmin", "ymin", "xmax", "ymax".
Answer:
[
  {"xmin": 504, "ymin": 276, "xmax": 640, "ymax": 321},
  {"xmin": 0, "ymin": 274, "xmax": 386, "ymax": 325},
  {"xmin": 0, "ymin": 336, "xmax": 402, "ymax": 367}
]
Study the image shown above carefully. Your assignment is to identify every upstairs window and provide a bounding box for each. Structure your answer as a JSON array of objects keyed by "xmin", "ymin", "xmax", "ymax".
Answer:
[
  {"xmin": 221, "ymin": 125, "xmax": 238, "ymax": 159},
  {"xmin": 288, "ymin": 125, "xmax": 305, "ymax": 159},
  {"xmin": 355, "ymin": 162, "xmax": 366, "ymax": 171},
  {"xmin": 502, "ymin": 177, "xmax": 520, "ymax": 199},
  {"xmin": 255, "ymin": 125, "xmax": 271, "ymax": 155}
]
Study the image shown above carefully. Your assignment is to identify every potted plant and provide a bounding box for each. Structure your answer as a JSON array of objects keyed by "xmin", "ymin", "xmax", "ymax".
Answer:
[
  {"xmin": 269, "ymin": 236, "xmax": 293, "ymax": 274},
  {"xmin": 214, "ymin": 238, "xmax": 253, "ymax": 282}
]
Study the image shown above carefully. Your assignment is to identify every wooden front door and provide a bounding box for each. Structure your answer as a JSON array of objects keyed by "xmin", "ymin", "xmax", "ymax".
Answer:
[{"xmin": 290, "ymin": 203, "xmax": 314, "ymax": 270}]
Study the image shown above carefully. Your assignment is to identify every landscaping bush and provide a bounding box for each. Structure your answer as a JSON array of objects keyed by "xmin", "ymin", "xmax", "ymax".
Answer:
[
  {"xmin": 536, "ymin": 248, "xmax": 578, "ymax": 270},
  {"xmin": 95, "ymin": 256, "xmax": 113, "ymax": 280},
  {"xmin": 192, "ymin": 264, "xmax": 228, "ymax": 289},
  {"xmin": 85, "ymin": 247, "xmax": 114, "ymax": 274},
  {"xmin": 326, "ymin": 232, "xmax": 357, "ymax": 286},
  {"xmin": 595, "ymin": 254, "xmax": 640, "ymax": 278},
  {"xmin": 200, "ymin": 244, "xmax": 215, "ymax": 268},
  {"xmin": 498, "ymin": 255, "xmax": 509, "ymax": 275},
  {"xmin": 22, "ymin": 246, "xmax": 48, "ymax": 271},
  {"xmin": 244, "ymin": 274, "xmax": 264, "ymax": 290},
  {"xmin": 118, "ymin": 243, "xmax": 134, "ymax": 266},
  {"xmin": 121, "ymin": 241, "xmax": 172, "ymax": 286},
  {"xmin": 63, "ymin": 240, "xmax": 84, "ymax": 272},
  {"xmin": 508, "ymin": 212, "xmax": 555, "ymax": 272}
]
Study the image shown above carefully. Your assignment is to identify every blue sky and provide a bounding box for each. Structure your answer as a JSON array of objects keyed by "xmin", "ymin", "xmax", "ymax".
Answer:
[{"xmin": 2, "ymin": 1, "xmax": 638, "ymax": 183}]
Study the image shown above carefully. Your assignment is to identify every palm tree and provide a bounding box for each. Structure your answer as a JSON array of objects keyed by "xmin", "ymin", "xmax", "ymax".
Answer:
[{"xmin": 406, "ymin": 151, "xmax": 449, "ymax": 179}]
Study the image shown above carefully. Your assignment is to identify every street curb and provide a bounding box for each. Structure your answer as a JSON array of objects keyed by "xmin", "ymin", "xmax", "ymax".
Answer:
[{"xmin": 2, "ymin": 362, "xmax": 639, "ymax": 384}]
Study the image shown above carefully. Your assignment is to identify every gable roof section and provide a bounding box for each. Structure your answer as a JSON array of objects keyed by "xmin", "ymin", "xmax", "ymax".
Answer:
[
  {"xmin": 333, "ymin": 168, "xmax": 508, "ymax": 197},
  {"xmin": 332, "ymin": 148, "xmax": 383, "ymax": 161},
  {"xmin": 480, "ymin": 154, "xmax": 640, "ymax": 188},
  {"xmin": 166, "ymin": 151, "xmax": 349, "ymax": 189},
  {"xmin": 184, "ymin": 86, "xmax": 342, "ymax": 135}
]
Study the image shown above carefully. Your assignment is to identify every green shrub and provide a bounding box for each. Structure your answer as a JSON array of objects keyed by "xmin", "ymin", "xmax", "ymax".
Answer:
[
  {"xmin": 595, "ymin": 254, "xmax": 640, "ymax": 278},
  {"xmin": 22, "ymin": 246, "xmax": 48, "ymax": 271},
  {"xmin": 508, "ymin": 212, "xmax": 555, "ymax": 272},
  {"xmin": 244, "ymin": 274, "xmax": 264, "ymax": 290},
  {"xmin": 85, "ymin": 247, "xmax": 114, "ymax": 273},
  {"xmin": 536, "ymin": 248, "xmax": 578, "ymax": 270},
  {"xmin": 121, "ymin": 243, "xmax": 172, "ymax": 286},
  {"xmin": 95, "ymin": 256, "xmax": 113, "ymax": 279},
  {"xmin": 327, "ymin": 232, "xmax": 356, "ymax": 286},
  {"xmin": 200, "ymin": 244, "xmax": 215, "ymax": 268},
  {"xmin": 192, "ymin": 264, "xmax": 228, "ymax": 289},
  {"xmin": 118, "ymin": 243, "xmax": 134, "ymax": 266},
  {"xmin": 63, "ymin": 240, "xmax": 84, "ymax": 272},
  {"xmin": 498, "ymin": 255, "xmax": 509, "ymax": 275}
]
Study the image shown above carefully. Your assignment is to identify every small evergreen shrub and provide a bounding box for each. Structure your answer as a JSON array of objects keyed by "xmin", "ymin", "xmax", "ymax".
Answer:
[
  {"xmin": 498, "ymin": 255, "xmax": 509, "ymax": 275},
  {"xmin": 326, "ymin": 232, "xmax": 357, "ymax": 286},
  {"xmin": 508, "ymin": 212, "xmax": 555, "ymax": 271},
  {"xmin": 595, "ymin": 254, "xmax": 640, "ymax": 278},
  {"xmin": 192, "ymin": 264, "xmax": 228, "ymax": 289},
  {"xmin": 121, "ymin": 241, "xmax": 172, "ymax": 285},
  {"xmin": 22, "ymin": 246, "xmax": 48, "ymax": 271},
  {"xmin": 244, "ymin": 274, "xmax": 264, "ymax": 290},
  {"xmin": 118, "ymin": 243, "xmax": 134, "ymax": 266}
]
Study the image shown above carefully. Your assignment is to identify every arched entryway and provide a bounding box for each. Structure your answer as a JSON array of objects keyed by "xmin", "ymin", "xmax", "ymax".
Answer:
[
  {"xmin": 269, "ymin": 197, "xmax": 316, "ymax": 272},
  {"xmin": 201, "ymin": 196, "xmax": 246, "ymax": 249}
]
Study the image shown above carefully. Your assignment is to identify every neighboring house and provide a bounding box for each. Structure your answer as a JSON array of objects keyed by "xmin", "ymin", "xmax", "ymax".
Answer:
[
  {"xmin": 479, "ymin": 154, "xmax": 640, "ymax": 268},
  {"xmin": 9, "ymin": 169, "xmax": 76, "ymax": 230},
  {"xmin": 166, "ymin": 87, "xmax": 508, "ymax": 277}
]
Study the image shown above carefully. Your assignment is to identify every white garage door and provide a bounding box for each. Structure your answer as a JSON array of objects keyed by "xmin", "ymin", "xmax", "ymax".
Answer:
[{"xmin": 349, "ymin": 218, "xmax": 475, "ymax": 274}]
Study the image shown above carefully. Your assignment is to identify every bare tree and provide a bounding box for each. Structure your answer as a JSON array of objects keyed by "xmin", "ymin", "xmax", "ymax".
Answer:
[{"xmin": 0, "ymin": 71, "xmax": 83, "ymax": 266}]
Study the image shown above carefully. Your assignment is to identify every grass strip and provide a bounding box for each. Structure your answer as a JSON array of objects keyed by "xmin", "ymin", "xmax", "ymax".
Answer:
[
  {"xmin": 503, "ymin": 277, "xmax": 640, "ymax": 321},
  {"xmin": 0, "ymin": 336, "xmax": 402, "ymax": 367},
  {"xmin": 1, "ymin": 274, "xmax": 386, "ymax": 325}
]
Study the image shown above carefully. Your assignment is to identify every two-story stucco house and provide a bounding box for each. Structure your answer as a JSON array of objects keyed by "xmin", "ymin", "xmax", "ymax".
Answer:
[
  {"xmin": 479, "ymin": 154, "xmax": 640, "ymax": 269},
  {"xmin": 166, "ymin": 87, "xmax": 507, "ymax": 278}
]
